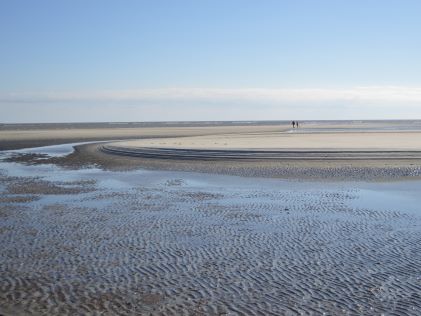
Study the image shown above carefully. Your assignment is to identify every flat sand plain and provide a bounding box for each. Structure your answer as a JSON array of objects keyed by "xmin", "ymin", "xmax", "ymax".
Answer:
[
  {"xmin": 2, "ymin": 121, "xmax": 421, "ymax": 180},
  {"xmin": 112, "ymin": 131, "xmax": 421, "ymax": 151},
  {"xmin": 0, "ymin": 122, "xmax": 287, "ymax": 150},
  {"xmin": 98, "ymin": 122, "xmax": 421, "ymax": 179}
]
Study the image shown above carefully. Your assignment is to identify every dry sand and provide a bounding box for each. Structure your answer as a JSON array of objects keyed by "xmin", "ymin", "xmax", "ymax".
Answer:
[
  {"xmin": 0, "ymin": 123, "xmax": 287, "ymax": 150},
  {"xmin": 112, "ymin": 131, "xmax": 421, "ymax": 151}
]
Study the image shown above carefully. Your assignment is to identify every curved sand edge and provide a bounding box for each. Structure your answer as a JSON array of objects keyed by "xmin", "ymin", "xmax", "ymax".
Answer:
[
  {"xmin": 37, "ymin": 142, "xmax": 416, "ymax": 182},
  {"xmin": 101, "ymin": 145, "xmax": 421, "ymax": 160},
  {"xmin": 91, "ymin": 129, "xmax": 421, "ymax": 180},
  {"xmin": 103, "ymin": 130, "xmax": 421, "ymax": 160},
  {"xmin": 4, "ymin": 123, "xmax": 421, "ymax": 180},
  {"xmin": 4, "ymin": 142, "xmax": 417, "ymax": 181}
]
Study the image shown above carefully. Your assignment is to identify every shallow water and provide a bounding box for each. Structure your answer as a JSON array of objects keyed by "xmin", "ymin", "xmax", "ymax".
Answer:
[
  {"xmin": 3, "ymin": 141, "xmax": 96, "ymax": 158},
  {"xmin": 1, "ymin": 144, "xmax": 421, "ymax": 315}
]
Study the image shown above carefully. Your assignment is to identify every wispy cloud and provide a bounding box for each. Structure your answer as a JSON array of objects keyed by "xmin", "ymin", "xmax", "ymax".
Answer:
[{"xmin": 2, "ymin": 86, "xmax": 421, "ymax": 103}]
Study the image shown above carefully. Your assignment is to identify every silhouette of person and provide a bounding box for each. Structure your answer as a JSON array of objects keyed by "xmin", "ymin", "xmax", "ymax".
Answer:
[
  {"xmin": 292, "ymin": 121, "xmax": 295, "ymax": 128},
  {"xmin": 296, "ymin": 121, "xmax": 299, "ymax": 128}
]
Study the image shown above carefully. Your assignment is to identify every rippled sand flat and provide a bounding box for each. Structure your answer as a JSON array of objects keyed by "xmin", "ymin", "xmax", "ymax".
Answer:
[{"xmin": 1, "ymin": 153, "xmax": 421, "ymax": 315}]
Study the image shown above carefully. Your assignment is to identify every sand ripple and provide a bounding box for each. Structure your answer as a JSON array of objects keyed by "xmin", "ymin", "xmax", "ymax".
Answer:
[{"xmin": 1, "ymin": 170, "xmax": 421, "ymax": 315}]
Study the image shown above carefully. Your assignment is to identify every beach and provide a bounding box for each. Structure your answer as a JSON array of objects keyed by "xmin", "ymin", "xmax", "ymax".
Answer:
[
  {"xmin": 2, "ymin": 120, "xmax": 421, "ymax": 180},
  {"xmin": 4, "ymin": 0, "xmax": 421, "ymax": 314},
  {"xmin": 112, "ymin": 130, "xmax": 421, "ymax": 151},
  {"xmin": 0, "ymin": 122, "xmax": 287, "ymax": 150},
  {"xmin": 1, "ymin": 121, "xmax": 421, "ymax": 314}
]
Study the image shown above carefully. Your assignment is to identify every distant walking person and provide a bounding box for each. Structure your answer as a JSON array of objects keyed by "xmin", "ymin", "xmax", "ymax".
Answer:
[
  {"xmin": 296, "ymin": 121, "xmax": 299, "ymax": 128},
  {"xmin": 292, "ymin": 121, "xmax": 295, "ymax": 129}
]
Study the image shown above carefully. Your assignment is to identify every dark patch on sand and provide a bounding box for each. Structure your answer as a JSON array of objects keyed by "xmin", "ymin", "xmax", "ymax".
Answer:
[
  {"xmin": 0, "ymin": 195, "xmax": 40, "ymax": 204},
  {"xmin": 5, "ymin": 177, "xmax": 96, "ymax": 195}
]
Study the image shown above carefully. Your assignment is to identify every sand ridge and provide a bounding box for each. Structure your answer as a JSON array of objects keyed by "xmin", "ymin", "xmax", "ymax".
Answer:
[
  {"xmin": 3, "ymin": 121, "xmax": 421, "ymax": 180},
  {"xmin": 104, "ymin": 129, "xmax": 421, "ymax": 161},
  {"xmin": 110, "ymin": 130, "xmax": 421, "ymax": 151}
]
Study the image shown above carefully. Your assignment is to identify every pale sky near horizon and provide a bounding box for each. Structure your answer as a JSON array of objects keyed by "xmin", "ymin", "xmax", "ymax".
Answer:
[{"xmin": 1, "ymin": 0, "xmax": 421, "ymax": 123}]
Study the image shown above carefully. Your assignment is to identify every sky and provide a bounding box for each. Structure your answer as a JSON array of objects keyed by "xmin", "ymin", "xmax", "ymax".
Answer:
[{"xmin": 1, "ymin": 0, "xmax": 421, "ymax": 123}]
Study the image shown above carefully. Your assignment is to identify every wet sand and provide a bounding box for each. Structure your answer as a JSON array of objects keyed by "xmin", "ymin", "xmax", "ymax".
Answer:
[
  {"xmin": 2, "ymin": 121, "xmax": 421, "ymax": 181},
  {"xmin": 1, "ymin": 147, "xmax": 421, "ymax": 315},
  {"xmin": 1, "ymin": 121, "xmax": 421, "ymax": 314},
  {"xmin": 2, "ymin": 142, "xmax": 420, "ymax": 181}
]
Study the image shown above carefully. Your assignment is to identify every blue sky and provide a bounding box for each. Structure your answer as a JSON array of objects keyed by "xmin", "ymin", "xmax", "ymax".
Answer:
[{"xmin": 1, "ymin": 0, "xmax": 421, "ymax": 122}]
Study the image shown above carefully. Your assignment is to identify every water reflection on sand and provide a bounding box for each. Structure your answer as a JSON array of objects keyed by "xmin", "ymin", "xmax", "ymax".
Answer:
[{"xmin": 1, "ymin": 144, "xmax": 421, "ymax": 315}]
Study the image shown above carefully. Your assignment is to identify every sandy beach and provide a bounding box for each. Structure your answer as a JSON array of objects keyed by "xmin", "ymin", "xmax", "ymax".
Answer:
[
  {"xmin": 4, "ymin": 0, "xmax": 421, "ymax": 314},
  {"xmin": 2, "ymin": 121, "xmax": 421, "ymax": 180},
  {"xmin": 112, "ymin": 131, "xmax": 421, "ymax": 151},
  {"xmin": 0, "ymin": 122, "xmax": 287, "ymax": 150},
  {"xmin": 1, "ymin": 121, "xmax": 421, "ymax": 315}
]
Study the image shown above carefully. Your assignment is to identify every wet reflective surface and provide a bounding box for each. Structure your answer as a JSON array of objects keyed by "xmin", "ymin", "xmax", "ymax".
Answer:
[{"xmin": 1, "ymin": 144, "xmax": 421, "ymax": 315}]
